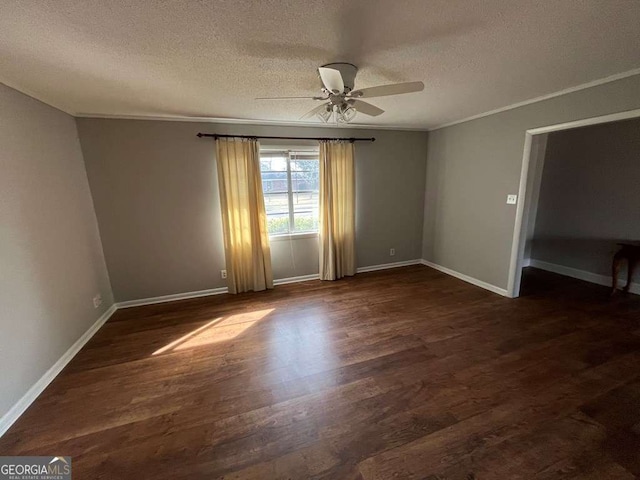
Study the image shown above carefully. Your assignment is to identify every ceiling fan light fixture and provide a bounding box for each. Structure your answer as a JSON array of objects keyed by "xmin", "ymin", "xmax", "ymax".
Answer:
[
  {"xmin": 294, "ymin": 63, "xmax": 421, "ymax": 123},
  {"xmin": 337, "ymin": 105, "xmax": 356, "ymax": 123},
  {"xmin": 316, "ymin": 104, "xmax": 333, "ymax": 123}
]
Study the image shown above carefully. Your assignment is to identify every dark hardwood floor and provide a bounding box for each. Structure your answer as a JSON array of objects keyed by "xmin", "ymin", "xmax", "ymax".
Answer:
[{"xmin": 1, "ymin": 266, "xmax": 639, "ymax": 479}]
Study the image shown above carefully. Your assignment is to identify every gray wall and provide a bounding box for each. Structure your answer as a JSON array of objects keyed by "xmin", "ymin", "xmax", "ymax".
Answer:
[
  {"xmin": 422, "ymin": 74, "xmax": 640, "ymax": 290},
  {"xmin": 76, "ymin": 119, "xmax": 428, "ymax": 302},
  {"xmin": 0, "ymin": 84, "xmax": 113, "ymax": 420},
  {"xmin": 530, "ymin": 118, "xmax": 640, "ymax": 278}
]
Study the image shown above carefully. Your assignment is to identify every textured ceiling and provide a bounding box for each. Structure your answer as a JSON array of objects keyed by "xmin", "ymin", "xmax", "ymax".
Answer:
[{"xmin": 1, "ymin": 0, "xmax": 640, "ymax": 129}]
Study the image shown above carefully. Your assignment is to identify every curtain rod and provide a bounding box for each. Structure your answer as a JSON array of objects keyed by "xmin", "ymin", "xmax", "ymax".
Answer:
[{"xmin": 196, "ymin": 133, "xmax": 375, "ymax": 142}]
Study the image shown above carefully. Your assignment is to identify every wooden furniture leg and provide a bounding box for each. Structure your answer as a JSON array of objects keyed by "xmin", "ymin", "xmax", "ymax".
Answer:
[
  {"xmin": 624, "ymin": 257, "xmax": 637, "ymax": 293},
  {"xmin": 611, "ymin": 251, "xmax": 624, "ymax": 295}
]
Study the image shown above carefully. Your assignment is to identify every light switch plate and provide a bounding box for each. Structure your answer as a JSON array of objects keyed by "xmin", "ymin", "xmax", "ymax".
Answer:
[
  {"xmin": 93, "ymin": 294, "xmax": 102, "ymax": 309},
  {"xmin": 506, "ymin": 194, "xmax": 518, "ymax": 205}
]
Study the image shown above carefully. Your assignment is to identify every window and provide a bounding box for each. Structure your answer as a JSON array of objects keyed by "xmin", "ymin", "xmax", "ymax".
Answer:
[{"xmin": 260, "ymin": 149, "xmax": 319, "ymax": 236}]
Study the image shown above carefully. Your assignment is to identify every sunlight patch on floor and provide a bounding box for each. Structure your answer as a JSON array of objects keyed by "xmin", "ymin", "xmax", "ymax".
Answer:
[{"xmin": 152, "ymin": 308, "xmax": 274, "ymax": 355}]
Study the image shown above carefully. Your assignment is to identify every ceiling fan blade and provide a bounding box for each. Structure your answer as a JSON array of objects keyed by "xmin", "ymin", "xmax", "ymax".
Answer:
[
  {"xmin": 350, "ymin": 81, "xmax": 424, "ymax": 99},
  {"xmin": 300, "ymin": 103, "xmax": 330, "ymax": 120},
  {"xmin": 318, "ymin": 67, "xmax": 345, "ymax": 94},
  {"xmin": 256, "ymin": 96, "xmax": 326, "ymax": 100},
  {"xmin": 350, "ymin": 100, "xmax": 384, "ymax": 117}
]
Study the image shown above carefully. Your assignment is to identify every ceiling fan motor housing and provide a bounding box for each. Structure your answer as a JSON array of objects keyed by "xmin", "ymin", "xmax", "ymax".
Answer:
[{"xmin": 319, "ymin": 62, "xmax": 358, "ymax": 93}]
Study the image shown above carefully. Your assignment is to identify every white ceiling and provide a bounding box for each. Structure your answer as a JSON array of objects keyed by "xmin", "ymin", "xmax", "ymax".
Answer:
[{"xmin": 1, "ymin": 0, "xmax": 639, "ymax": 130}]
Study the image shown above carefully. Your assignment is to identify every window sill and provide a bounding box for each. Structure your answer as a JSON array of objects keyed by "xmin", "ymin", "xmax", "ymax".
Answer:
[{"xmin": 269, "ymin": 232, "xmax": 318, "ymax": 242}]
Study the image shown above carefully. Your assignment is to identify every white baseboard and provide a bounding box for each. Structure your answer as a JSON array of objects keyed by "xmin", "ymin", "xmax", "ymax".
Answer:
[
  {"xmin": 116, "ymin": 287, "xmax": 228, "ymax": 309},
  {"xmin": 273, "ymin": 274, "xmax": 319, "ymax": 285},
  {"xmin": 117, "ymin": 260, "xmax": 423, "ymax": 308},
  {"xmin": 356, "ymin": 259, "xmax": 422, "ymax": 273},
  {"xmin": 0, "ymin": 304, "xmax": 118, "ymax": 438},
  {"xmin": 271, "ymin": 260, "xmax": 423, "ymax": 284},
  {"xmin": 528, "ymin": 259, "xmax": 640, "ymax": 295},
  {"xmin": 522, "ymin": 258, "xmax": 532, "ymax": 268},
  {"xmin": 420, "ymin": 259, "xmax": 510, "ymax": 297}
]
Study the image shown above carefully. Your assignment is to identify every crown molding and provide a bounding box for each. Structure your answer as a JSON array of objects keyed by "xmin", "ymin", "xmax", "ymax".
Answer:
[
  {"xmin": 429, "ymin": 67, "xmax": 640, "ymax": 131},
  {"xmin": 74, "ymin": 113, "xmax": 429, "ymax": 132}
]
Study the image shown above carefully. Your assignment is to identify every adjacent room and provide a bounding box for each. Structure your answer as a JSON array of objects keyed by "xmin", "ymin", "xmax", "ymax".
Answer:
[
  {"xmin": 1, "ymin": 1, "xmax": 639, "ymax": 478},
  {"xmin": 521, "ymin": 118, "xmax": 640, "ymax": 297}
]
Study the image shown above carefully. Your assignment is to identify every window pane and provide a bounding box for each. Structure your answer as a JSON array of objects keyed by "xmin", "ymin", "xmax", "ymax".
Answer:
[
  {"xmin": 260, "ymin": 151, "xmax": 319, "ymax": 235},
  {"xmin": 291, "ymin": 156, "xmax": 319, "ymax": 232},
  {"xmin": 291, "ymin": 159, "xmax": 319, "ymax": 192},
  {"xmin": 263, "ymin": 192, "xmax": 289, "ymax": 234},
  {"xmin": 263, "ymin": 192, "xmax": 289, "ymax": 214},
  {"xmin": 291, "ymin": 171, "xmax": 318, "ymax": 192},
  {"xmin": 260, "ymin": 156, "xmax": 287, "ymax": 171},
  {"xmin": 260, "ymin": 156, "xmax": 288, "ymax": 194},
  {"xmin": 293, "ymin": 191, "xmax": 319, "ymax": 232},
  {"xmin": 266, "ymin": 215, "xmax": 290, "ymax": 235}
]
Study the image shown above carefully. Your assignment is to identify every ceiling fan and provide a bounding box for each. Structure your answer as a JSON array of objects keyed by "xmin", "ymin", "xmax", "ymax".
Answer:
[{"xmin": 256, "ymin": 63, "xmax": 424, "ymax": 124}]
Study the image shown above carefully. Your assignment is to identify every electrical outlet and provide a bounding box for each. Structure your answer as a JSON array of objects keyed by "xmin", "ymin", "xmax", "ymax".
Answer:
[
  {"xmin": 221, "ymin": 270, "xmax": 227, "ymax": 279},
  {"xmin": 506, "ymin": 194, "xmax": 518, "ymax": 205},
  {"xmin": 390, "ymin": 248, "xmax": 395, "ymax": 257},
  {"xmin": 92, "ymin": 294, "xmax": 102, "ymax": 309}
]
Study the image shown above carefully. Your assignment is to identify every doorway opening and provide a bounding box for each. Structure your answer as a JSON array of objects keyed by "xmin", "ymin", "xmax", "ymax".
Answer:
[{"xmin": 507, "ymin": 108, "xmax": 640, "ymax": 298}]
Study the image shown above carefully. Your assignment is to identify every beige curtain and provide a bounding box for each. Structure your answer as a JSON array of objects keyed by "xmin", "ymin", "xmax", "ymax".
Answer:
[
  {"xmin": 319, "ymin": 140, "xmax": 356, "ymax": 280},
  {"xmin": 215, "ymin": 138, "xmax": 273, "ymax": 294}
]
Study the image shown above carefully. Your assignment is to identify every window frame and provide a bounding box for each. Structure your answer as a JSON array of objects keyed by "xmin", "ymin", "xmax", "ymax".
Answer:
[{"xmin": 260, "ymin": 148, "xmax": 320, "ymax": 239}]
